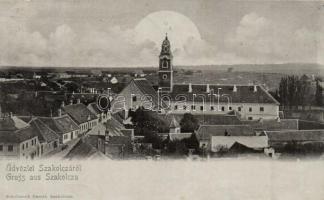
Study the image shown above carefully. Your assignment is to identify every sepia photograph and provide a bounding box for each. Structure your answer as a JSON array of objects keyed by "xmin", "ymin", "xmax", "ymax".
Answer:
[{"xmin": 0, "ymin": 0, "xmax": 324, "ymax": 199}]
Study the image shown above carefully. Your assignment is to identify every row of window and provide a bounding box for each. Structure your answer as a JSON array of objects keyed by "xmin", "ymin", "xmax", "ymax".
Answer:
[
  {"xmin": 173, "ymin": 105, "xmax": 265, "ymax": 112},
  {"xmin": 0, "ymin": 145, "xmax": 14, "ymax": 152},
  {"xmin": 80, "ymin": 121, "xmax": 97, "ymax": 132},
  {"xmin": 22, "ymin": 138, "xmax": 37, "ymax": 150}
]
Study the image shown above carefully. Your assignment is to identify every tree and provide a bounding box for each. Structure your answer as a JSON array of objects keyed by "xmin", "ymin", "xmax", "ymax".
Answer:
[
  {"xmin": 315, "ymin": 80, "xmax": 323, "ymax": 106},
  {"xmin": 180, "ymin": 113, "xmax": 199, "ymax": 132}
]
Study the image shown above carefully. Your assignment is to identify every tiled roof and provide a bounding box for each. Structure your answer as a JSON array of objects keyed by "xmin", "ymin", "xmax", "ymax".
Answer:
[
  {"xmin": 87, "ymin": 123, "xmax": 106, "ymax": 136},
  {"xmin": 87, "ymin": 103, "xmax": 102, "ymax": 115},
  {"xmin": 133, "ymin": 78, "xmax": 160, "ymax": 107},
  {"xmin": 196, "ymin": 125, "xmax": 255, "ymax": 140},
  {"xmin": 266, "ymin": 130, "xmax": 324, "ymax": 142},
  {"xmin": 62, "ymin": 103, "xmax": 98, "ymax": 124},
  {"xmin": 245, "ymin": 119, "xmax": 299, "ymax": 131},
  {"xmin": 105, "ymin": 117, "xmax": 125, "ymax": 137},
  {"xmin": 39, "ymin": 115, "xmax": 79, "ymax": 135},
  {"xmin": 29, "ymin": 118, "xmax": 59, "ymax": 143},
  {"xmin": 211, "ymin": 136, "xmax": 268, "ymax": 151},
  {"xmin": 0, "ymin": 126, "xmax": 37, "ymax": 143},
  {"xmin": 163, "ymin": 114, "xmax": 242, "ymax": 125},
  {"xmin": 169, "ymin": 133, "xmax": 192, "ymax": 141},
  {"xmin": 0, "ymin": 116, "xmax": 30, "ymax": 131},
  {"xmin": 162, "ymin": 84, "xmax": 279, "ymax": 104},
  {"xmin": 65, "ymin": 140, "xmax": 102, "ymax": 160}
]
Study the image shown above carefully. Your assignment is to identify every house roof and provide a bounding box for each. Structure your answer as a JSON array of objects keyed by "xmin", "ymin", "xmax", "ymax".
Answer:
[
  {"xmin": 196, "ymin": 125, "xmax": 255, "ymax": 140},
  {"xmin": 87, "ymin": 103, "xmax": 102, "ymax": 115},
  {"xmin": 62, "ymin": 103, "xmax": 98, "ymax": 124},
  {"xmin": 0, "ymin": 116, "xmax": 30, "ymax": 131},
  {"xmin": 39, "ymin": 115, "xmax": 79, "ymax": 135},
  {"xmin": 169, "ymin": 133, "xmax": 192, "ymax": 141},
  {"xmin": 65, "ymin": 140, "xmax": 105, "ymax": 160},
  {"xmin": 87, "ymin": 123, "xmax": 106, "ymax": 136},
  {"xmin": 0, "ymin": 126, "xmax": 37, "ymax": 143},
  {"xmin": 133, "ymin": 78, "xmax": 160, "ymax": 107},
  {"xmin": 163, "ymin": 113, "xmax": 242, "ymax": 126},
  {"xmin": 266, "ymin": 130, "xmax": 324, "ymax": 142},
  {"xmin": 245, "ymin": 119, "xmax": 299, "ymax": 131},
  {"xmin": 29, "ymin": 118, "xmax": 59, "ymax": 143},
  {"xmin": 105, "ymin": 117, "xmax": 125, "ymax": 137},
  {"xmin": 162, "ymin": 84, "xmax": 279, "ymax": 104},
  {"xmin": 211, "ymin": 136, "xmax": 268, "ymax": 151}
]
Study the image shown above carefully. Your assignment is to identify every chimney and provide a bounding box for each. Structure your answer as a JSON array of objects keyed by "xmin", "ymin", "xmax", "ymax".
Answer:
[
  {"xmin": 9, "ymin": 112, "xmax": 13, "ymax": 118},
  {"xmin": 233, "ymin": 85, "xmax": 237, "ymax": 92},
  {"xmin": 206, "ymin": 84, "xmax": 210, "ymax": 93},
  {"xmin": 77, "ymin": 99, "xmax": 81, "ymax": 104},
  {"xmin": 61, "ymin": 101, "xmax": 65, "ymax": 107},
  {"xmin": 188, "ymin": 83, "xmax": 192, "ymax": 93},
  {"xmin": 69, "ymin": 99, "xmax": 73, "ymax": 105},
  {"xmin": 253, "ymin": 85, "xmax": 257, "ymax": 92},
  {"xmin": 58, "ymin": 108, "xmax": 62, "ymax": 117}
]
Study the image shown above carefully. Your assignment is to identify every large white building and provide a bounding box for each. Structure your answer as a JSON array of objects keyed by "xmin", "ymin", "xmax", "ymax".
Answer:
[{"xmin": 114, "ymin": 36, "xmax": 280, "ymax": 121}]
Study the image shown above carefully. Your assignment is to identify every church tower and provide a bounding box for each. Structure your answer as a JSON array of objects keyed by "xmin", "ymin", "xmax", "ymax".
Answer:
[{"xmin": 158, "ymin": 35, "xmax": 173, "ymax": 92}]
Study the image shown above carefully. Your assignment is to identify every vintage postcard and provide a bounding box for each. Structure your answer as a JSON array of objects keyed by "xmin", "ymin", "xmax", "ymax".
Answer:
[{"xmin": 0, "ymin": 0, "xmax": 324, "ymax": 199}]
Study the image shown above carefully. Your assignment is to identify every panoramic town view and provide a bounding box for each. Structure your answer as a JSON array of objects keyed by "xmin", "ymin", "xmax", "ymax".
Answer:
[{"xmin": 0, "ymin": 1, "xmax": 324, "ymax": 161}]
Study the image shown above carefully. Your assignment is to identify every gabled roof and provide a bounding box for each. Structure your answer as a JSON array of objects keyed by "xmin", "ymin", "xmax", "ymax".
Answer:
[
  {"xmin": 87, "ymin": 103, "xmax": 102, "ymax": 115},
  {"xmin": 0, "ymin": 116, "xmax": 30, "ymax": 131},
  {"xmin": 133, "ymin": 78, "xmax": 160, "ymax": 107},
  {"xmin": 65, "ymin": 140, "xmax": 105, "ymax": 160},
  {"xmin": 29, "ymin": 118, "xmax": 59, "ymax": 143},
  {"xmin": 162, "ymin": 84, "xmax": 279, "ymax": 104},
  {"xmin": 105, "ymin": 117, "xmax": 125, "ymax": 137},
  {"xmin": 169, "ymin": 133, "xmax": 192, "ymax": 141},
  {"xmin": 0, "ymin": 126, "xmax": 37, "ymax": 143},
  {"xmin": 266, "ymin": 130, "xmax": 324, "ymax": 142},
  {"xmin": 62, "ymin": 103, "xmax": 98, "ymax": 124},
  {"xmin": 211, "ymin": 136, "xmax": 268, "ymax": 151},
  {"xmin": 39, "ymin": 115, "xmax": 79, "ymax": 135},
  {"xmin": 196, "ymin": 125, "xmax": 255, "ymax": 140}
]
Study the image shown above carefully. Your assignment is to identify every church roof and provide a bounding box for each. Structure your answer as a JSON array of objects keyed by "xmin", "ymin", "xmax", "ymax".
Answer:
[{"xmin": 162, "ymin": 84, "xmax": 279, "ymax": 104}]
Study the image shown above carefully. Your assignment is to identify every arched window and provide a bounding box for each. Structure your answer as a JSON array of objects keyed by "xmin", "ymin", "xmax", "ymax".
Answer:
[{"xmin": 162, "ymin": 60, "xmax": 168, "ymax": 68}]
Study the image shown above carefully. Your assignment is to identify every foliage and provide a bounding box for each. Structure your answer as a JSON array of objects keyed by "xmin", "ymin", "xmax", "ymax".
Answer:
[{"xmin": 180, "ymin": 113, "xmax": 199, "ymax": 132}]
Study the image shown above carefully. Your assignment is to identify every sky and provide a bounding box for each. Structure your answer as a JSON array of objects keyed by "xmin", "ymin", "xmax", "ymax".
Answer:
[{"xmin": 0, "ymin": 0, "xmax": 323, "ymax": 68}]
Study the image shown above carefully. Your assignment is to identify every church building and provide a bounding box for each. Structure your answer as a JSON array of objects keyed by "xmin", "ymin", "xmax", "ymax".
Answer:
[
  {"xmin": 113, "ymin": 35, "xmax": 280, "ymax": 121},
  {"xmin": 156, "ymin": 35, "xmax": 280, "ymax": 121}
]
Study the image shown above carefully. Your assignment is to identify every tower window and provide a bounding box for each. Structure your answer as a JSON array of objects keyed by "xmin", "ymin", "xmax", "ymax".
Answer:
[
  {"xmin": 210, "ymin": 106, "xmax": 214, "ymax": 111},
  {"xmin": 183, "ymin": 105, "xmax": 187, "ymax": 110},
  {"xmin": 162, "ymin": 60, "xmax": 168, "ymax": 68},
  {"xmin": 221, "ymin": 106, "xmax": 225, "ymax": 111},
  {"xmin": 174, "ymin": 105, "xmax": 178, "ymax": 110},
  {"xmin": 238, "ymin": 107, "xmax": 241, "ymax": 112},
  {"xmin": 260, "ymin": 107, "xmax": 264, "ymax": 112},
  {"xmin": 200, "ymin": 106, "xmax": 204, "ymax": 111},
  {"xmin": 162, "ymin": 74, "xmax": 168, "ymax": 80},
  {"xmin": 191, "ymin": 105, "xmax": 196, "ymax": 110},
  {"xmin": 132, "ymin": 96, "xmax": 137, "ymax": 102}
]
